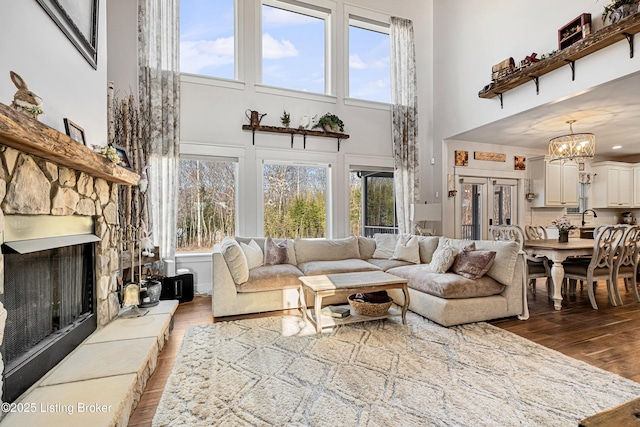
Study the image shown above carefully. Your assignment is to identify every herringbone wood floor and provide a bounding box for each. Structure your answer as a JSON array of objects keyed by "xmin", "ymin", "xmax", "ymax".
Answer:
[{"xmin": 128, "ymin": 279, "xmax": 640, "ymax": 426}]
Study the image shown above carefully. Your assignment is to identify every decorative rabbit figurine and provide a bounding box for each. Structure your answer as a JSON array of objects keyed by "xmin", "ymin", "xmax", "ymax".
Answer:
[
  {"xmin": 139, "ymin": 221, "xmax": 154, "ymax": 257},
  {"xmin": 9, "ymin": 71, "xmax": 43, "ymax": 118},
  {"xmin": 138, "ymin": 165, "xmax": 149, "ymax": 193}
]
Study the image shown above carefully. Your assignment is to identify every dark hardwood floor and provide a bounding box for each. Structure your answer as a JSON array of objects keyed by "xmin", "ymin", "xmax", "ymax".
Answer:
[{"xmin": 128, "ymin": 279, "xmax": 640, "ymax": 426}]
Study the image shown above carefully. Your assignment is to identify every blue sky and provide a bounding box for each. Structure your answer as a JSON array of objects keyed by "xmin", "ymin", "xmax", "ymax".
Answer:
[{"xmin": 180, "ymin": 0, "xmax": 390, "ymax": 102}]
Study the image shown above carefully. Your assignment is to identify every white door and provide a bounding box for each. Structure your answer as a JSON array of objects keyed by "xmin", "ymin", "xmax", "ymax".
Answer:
[{"xmin": 456, "ymin": 177, "xmax": 518, "ymax": 239}]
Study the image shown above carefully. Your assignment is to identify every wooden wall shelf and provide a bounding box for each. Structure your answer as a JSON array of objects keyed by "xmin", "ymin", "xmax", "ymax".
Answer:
[
  {"xmin": 0, "ymin": 102, "xmax": 139, "ymax": 185},
  {"xmin": 479, "ymin": 12, "xmax": 640, "ymax": 106},
  {"xmin": 242, "ymin": 124, "xmax": 350, "ymax": 151}
]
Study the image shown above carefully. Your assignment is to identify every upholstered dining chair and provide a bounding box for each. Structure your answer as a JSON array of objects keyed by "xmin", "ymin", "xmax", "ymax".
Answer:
[
  {"xmin": 489, "ymin": 225, "xmax": 550, "ymax": 294},
  {"xmin": 611, "ymin": 225, "xmax": 640, "ymax": 305},
  {"xmin": 523, "ymin": 225, "xmax": 552, "ymax": 294},
  {"xmin": 563, "ymin": 226, "xmax": 625, "ymax": 309}
]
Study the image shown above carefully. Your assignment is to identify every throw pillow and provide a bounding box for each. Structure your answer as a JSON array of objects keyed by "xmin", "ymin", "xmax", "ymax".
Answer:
[
  {"xmin": 264, "ymin": 236, "xmax": 289, "ymax": 265},
  {"xmin": 240, "ymin": 239, "xmax": 263, "ymax": 270},
  {"xmin": 372, "ymin": 234, "xmax": 400, "ymax": 259},
  {"xmin": 451, "ymin": 243, "xmax": 497, "ymax": 279},
  {"xmin": 391, "ymin": 235, "xmax": 420, "ymax": 264},
  {"xmin": 220, "ymin": 238, "xmax": 249, "ymax": 284},
  {"xmin": 427, "ymin": 243, "xmax": 458, "ymax": 274}
]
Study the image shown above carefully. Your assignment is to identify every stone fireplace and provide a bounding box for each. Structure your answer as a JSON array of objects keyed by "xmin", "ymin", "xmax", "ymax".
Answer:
[{"xmin": 0, "ymin": 103, "xmax": 140, "ymax": 404}]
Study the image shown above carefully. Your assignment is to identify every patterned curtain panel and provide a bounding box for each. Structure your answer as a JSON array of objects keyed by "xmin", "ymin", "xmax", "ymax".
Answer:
[
  {"xmin": 138, "ymin": 0, "xmax": 180, "ymax": 260},
  {"xmin": 390, "ymin": 17, "xmax": 419, "ymax": 234}
]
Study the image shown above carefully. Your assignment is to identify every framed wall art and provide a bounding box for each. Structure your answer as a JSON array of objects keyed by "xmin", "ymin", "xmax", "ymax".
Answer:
[
  {"xmin": 35, "ymin": 0, "xmax": 99, "ymax": 69},
  {"xmin": 63, "ymin": 118, "xmax": 86, "ymax": 145},
  {"xmin": 109, "ymin": 143, "xmax": 132, "ymax": 170},
  {"xmin": 514, "ymin": 156, "xmax": 526, "ymax": 170},
  {"xmin": 454, "ymin": 150, "xmax": 469, "ymax": 166}
]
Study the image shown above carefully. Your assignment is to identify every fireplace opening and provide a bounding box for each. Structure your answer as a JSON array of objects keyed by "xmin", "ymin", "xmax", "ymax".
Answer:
[{"xmin": 1, "ymin": 225, "xmax": 98, "ymax": 402}]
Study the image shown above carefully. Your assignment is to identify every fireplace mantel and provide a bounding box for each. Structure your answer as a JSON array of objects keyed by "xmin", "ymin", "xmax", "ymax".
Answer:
[{"xmin": 0, "ymin": 103, "xmax": 139, "ymax": 185}]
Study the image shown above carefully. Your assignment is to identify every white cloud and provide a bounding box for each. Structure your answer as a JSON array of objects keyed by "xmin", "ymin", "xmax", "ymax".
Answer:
[
  {"xmin": 349, "ymin": 54, "xmax": 389, "ymax": 70},
  {"xmin": 180, "ymin": 37, "xmax": 234, "ymax": 73},
  {"xmin": 262, "ymin": 33, "xmax": 299, "ymax": 59},
  {"xmin": 367, "ymin": 79, "xmax": 388, "ymax": 89}
]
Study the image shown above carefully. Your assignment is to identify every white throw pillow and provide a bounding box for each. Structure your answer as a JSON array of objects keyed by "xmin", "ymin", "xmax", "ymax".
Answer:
[
  {"xmin": 220, "ymin": 238, "xmax": 249, "ymax": 284},
  {"xmin": 372, "ymin": 234, "xmax": 400, "ymax": 259},
  {"xmin": 427, "ymin": 243, "xmax": 458, "ymax": 274},
  {"xmin": 391, "ymin": 235, "xmax": 420, "ymax": 264},
  {"xmin": 241, "ymin": 239, "xmax": 263, "ymax": 270}
]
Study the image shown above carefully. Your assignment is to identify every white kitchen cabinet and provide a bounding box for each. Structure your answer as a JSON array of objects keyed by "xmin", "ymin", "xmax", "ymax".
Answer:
[
  {"xmin": 634, "ymin": 166, "xmax": 640, "ymax": 207},
  {"xmin": 591, "ymin": 162, "xmax": 631, "ymax": 208},
  {"xmin": 529, "ymin": 157, "xmax": 578, "ymax": 207}
]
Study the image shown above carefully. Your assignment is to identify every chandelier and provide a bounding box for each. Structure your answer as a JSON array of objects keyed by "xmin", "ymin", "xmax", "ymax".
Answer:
[{"xmin": 548, "ymin": 119, "xmax": 595, "ymax": 163}]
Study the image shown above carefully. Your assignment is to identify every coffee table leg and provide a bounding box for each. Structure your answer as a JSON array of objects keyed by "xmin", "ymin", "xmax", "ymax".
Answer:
[
  {"xmin": 401, "ymin": 283, "xmax": 410, "ymax": 325},
  {"xmin": 314, "ymin": 293, "xmax": 323, "ymax": 334},
  {"xmin": 299, "ymin": 285, "xmax": 312, "ymax": 323}
]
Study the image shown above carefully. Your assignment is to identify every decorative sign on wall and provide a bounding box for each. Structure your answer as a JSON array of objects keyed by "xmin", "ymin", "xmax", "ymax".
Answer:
[
  {"xmin": 454, "ymin": 150, "xmax": 469, "ymax": 166},
  {"xmin": 474, "ymin": 151, "xmax": 506, "ymax": 162},
  {"xmin": 514, "ymin": 156, "xmax": 526, "ymax": 170}
]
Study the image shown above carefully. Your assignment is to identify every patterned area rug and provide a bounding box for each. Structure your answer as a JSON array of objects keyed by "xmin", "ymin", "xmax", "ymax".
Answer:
[{"xmin": 153, "ymin": 313, "xmax": 640, "ymax": 426}]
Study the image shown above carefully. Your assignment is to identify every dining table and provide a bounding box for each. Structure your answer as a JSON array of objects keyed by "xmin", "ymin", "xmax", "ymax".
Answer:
[{"xmin": 524, "ymin": 238, "xmax": 595, "ymax": 310}]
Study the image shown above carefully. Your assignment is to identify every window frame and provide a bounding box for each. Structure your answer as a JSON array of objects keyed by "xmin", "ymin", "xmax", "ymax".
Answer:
[
  {"xmin": 258, "ymin": 0, "xmax": 334, "ymax": 96},
  {"xmin": 343, "ymin": 7, "xmax": 391, "ymax": 109}
]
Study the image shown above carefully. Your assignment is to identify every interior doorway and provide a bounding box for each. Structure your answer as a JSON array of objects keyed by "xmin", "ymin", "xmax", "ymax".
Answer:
[{"xmin": 456, "ymin": 177, "xmax": 518, "ymax": 239}]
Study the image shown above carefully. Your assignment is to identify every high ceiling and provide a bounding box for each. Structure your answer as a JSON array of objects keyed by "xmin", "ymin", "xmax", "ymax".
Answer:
[{"xmin": 449, "ymin": 70, "xmax": 640, "ymax": 161}]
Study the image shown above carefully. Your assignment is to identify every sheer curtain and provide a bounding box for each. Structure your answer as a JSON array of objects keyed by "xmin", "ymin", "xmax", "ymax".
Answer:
[
  {"xmin": 138, "ymin": 0, "xmax": 180, "ymax": 261},
  {"xmin": 390, "ymin": 17, "xmax": 419, "ymax": 234}
]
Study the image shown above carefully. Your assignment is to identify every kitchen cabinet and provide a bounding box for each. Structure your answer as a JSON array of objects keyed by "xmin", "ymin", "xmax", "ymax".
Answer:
[
  {"xmin": 529, "ymin": 157, "xmax": 578, "ymax": 207},
  {"xmin": 591, "ymin": 162, "xmax": 631, "ymax": 208},
  {"xmin": 633, "ymin": 165, "xmax": 640, "ymax": 208}
]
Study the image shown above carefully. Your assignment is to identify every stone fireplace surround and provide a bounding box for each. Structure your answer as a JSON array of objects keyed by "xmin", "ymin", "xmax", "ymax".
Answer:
[{"xmin": 0, "ymin": 103, "xmax": 176, "ymax": 425}]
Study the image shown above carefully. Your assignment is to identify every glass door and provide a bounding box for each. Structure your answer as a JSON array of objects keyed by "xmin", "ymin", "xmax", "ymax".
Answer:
[{"xmin": 491, "ymin": 179, "xmax": 518, "ymax": 227}]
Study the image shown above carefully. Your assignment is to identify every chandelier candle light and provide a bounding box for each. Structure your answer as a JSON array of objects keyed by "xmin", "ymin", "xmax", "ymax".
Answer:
[{"xmin": 548, "ymin": 119, "xmax": 595, "ymax": 163}]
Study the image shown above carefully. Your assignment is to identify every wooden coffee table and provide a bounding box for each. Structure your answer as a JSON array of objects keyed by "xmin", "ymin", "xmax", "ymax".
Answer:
[{"xmin": 298, "ymin": 271, "xmax": 410, "ymax": 334}]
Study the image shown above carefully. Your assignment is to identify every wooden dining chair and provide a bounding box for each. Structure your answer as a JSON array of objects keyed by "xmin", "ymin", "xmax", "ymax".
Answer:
[
  {"xmin": 563, "ymin": 226, "xmax": 625, "ymax": 309},
  {"xmin": 612, "ymin": 225, "xmax": 640, "ymax": 305},
  {"xmin": 489, "ymin": 225, "xmax": 550, "ymax": 294},
  {"xmin": 524, "ymin": 225, "xmax": 547, "ymax": 240}
]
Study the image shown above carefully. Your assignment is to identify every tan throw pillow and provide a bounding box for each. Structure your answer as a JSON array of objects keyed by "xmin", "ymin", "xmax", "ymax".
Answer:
[
  {"xmin": 427, "ymin": 243, "xmax": 458, "ymax": 274},
  {"xmin": 391, "ymin": 235, "xmax": 420, "ymax": 264},
  {"xmin": 220, "ymin": 238, "xmax": 249, "ymax": 284},
  {"xmin": 241, "ymin": 239, "xmax": 263, "ymax": 270},
  {"xmin": 451, "ymin": 243, "xmax": 496, "ymax": 279},
  {"xmin": 372, "ymin": 234, "xmax": 400, "ymax": 259},
  {"xmin": 264, "ymin": 236, "xmax": 289, "ymax": 265}
]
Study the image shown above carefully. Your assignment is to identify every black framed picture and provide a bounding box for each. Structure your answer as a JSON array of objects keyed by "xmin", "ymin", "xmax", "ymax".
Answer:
[
  {"xmin": 35, "ymin": 0, "xmax": 99, "ymax": 69},
  {"xmin": 110, "ymin": 143, "xmax": 132, "ymax": 170},
  {"xmin": 63, "ymin": 118, "xmax": 86, "ymax": 145}
]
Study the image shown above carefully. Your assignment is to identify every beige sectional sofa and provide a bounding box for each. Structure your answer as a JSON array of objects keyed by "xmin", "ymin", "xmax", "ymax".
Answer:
[{"xmin": 212, "ymin": 235, "xmax": 528, "ymax": 326}]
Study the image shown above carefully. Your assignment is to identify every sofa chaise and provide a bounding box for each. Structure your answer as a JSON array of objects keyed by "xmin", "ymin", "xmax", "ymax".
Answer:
[{"xmin": 212, "ymin": 234, "xmax": 528, "ymax": 326}]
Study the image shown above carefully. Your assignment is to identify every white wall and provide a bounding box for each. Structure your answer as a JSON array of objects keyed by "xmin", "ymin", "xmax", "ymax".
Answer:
[
  {"xmin": 0, "ymin": 1, "xmax": 108, "ymax": 147},
  {"xmin": 180, "ymin": 0, "xmax": 434, "ymax": 239},
  {"xmin": 107, "ymin": 0, "xmax": 139, "ymax": 98}
]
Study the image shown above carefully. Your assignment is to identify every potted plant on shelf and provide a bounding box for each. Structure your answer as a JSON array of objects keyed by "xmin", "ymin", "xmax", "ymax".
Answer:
[
  {"xmin": 280, "ymin": 110, "xmax": 291, "ymax": 128},
  {"xmin": 313, "ymin": 112, "xmax": 345, "ymax": 133},
  {"xmin": 600, "ymin": 0, "xmax": 640, "ymax": 24}
]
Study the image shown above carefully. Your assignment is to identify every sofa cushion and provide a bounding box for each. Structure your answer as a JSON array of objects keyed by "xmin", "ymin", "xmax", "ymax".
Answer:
[
  {"xmin": 417, "ymin": 236, "xmax": 440, "ymax": 264},
  {"xmin": 358, "ymin": 237, "xmax": 376, "ymax": 260},
  {"xmin": 220, "ymin": 238, "xmax": 249, "ymax": 284},
  {"xmin": 392, "ymin": 235, "xmax": 421, "ymax": 264},
  {"xmin": 236, "ymin": 264, "xmax": 303, "ymax": 293},
  {"xmin": 387, "ymin": 265, "xmax": 505, "ymax": 299},
  {"xmin": 451, "ymin": 242, "xmax": 496, "ymax": 279},
  {"xmin": 294, "ymin": 237, "xmax": 361, "ymax": 264},
  {"xmin": 439, "ymin": 237, "xmax": 519, "ymax": 286},
  {"xmin": 366, "ymin": 258, "xmax": 413, "ymax": 271},
  {"xmin": 264, "ymin": 236, "xmax": 289, "ymax": 265},
  {"xmin": 240, "ymin": 239, "xmax": 264, "ymax": 270},
  {"xmin": 236, "ymin": 237, "xmax": 297, "ymax": 265},
  {"xmin": 372, "ymin": 234, "xmax": 399, "ymax": 259},
  {"xmin": 297, "ymin": 259, "xmax": 381, "ymax": 276},
  {"xmin": 427, "ymin": 243, "xmax": 458, "ymax": 274}
]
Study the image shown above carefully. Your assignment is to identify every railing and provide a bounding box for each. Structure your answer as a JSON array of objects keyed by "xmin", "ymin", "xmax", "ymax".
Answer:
[{"xmin": 363, "ymin": 226, "xmax": 398, "ymax": 237}]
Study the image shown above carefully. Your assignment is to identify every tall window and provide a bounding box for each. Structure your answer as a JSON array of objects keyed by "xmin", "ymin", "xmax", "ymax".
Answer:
[
  {"xmin": 261, "ymin": 1, "xmax": 328, "ymax": 94},
  {"xmin": 263, "ymin": 163, "xmax": 328, "ymax": 238},
  {"xmin": 349, "ymin": 170, "xmax": 396, "ymax": 237},
  {"xmin": 180, "ymin": 0, "xmax": 235, "ymax": 79},
  {"xmin": 177, "ymin": 158, "xmax": 237, "ymax": 252},
  {"xmin": 348, "ymin": 19, "xmax": 390, "ymax": 103}
]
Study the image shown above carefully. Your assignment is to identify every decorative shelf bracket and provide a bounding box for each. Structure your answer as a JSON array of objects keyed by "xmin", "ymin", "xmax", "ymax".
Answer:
[
  {"xmin": 530, "ymin": 75, "xmax": 540, "ymax": 95},
  {"xmin": 497, "ymin": 92, "xmax": 504, "ymax": 109},
  {"xmin": 565, "ymin": 60, "xmax": 576, "ymax": 81},
  {"xmin": 623, "ymin": 32, "xmax": 635, "ymax": 58},
  {"xmin": 251, "ymin": 128, "xmax": 256, "ymax": 145},
  {"xmin": 242, "ymin": 124, "xmax": 349, "ymax": 151}
]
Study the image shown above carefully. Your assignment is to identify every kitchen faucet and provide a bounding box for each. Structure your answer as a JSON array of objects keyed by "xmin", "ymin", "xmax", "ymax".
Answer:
[{"xmin": 581, "ymin": 209, "xmax": 597, "ymax": 227}]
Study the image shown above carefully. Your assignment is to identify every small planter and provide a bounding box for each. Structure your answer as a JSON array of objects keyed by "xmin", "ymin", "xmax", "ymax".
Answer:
[{"xmin": 558, "ymin": 231, "xmax": 569, "ymax": 243}]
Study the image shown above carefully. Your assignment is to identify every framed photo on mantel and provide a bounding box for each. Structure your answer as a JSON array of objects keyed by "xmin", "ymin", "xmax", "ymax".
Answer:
[{"xmin": 109, "ymin": 143, "xmax": 132, "ymax": 170}]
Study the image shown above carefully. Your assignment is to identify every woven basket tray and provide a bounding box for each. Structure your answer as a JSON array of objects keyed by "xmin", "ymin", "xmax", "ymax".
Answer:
[{"xmin": 348, "ymin": 294, "xmax": 393, "ymax": 317}]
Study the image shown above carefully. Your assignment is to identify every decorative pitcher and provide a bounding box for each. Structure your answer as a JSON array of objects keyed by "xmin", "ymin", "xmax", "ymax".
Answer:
[{"xmin": 245, "ymin": 109, "xmax": 266, "ymax": 127}]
